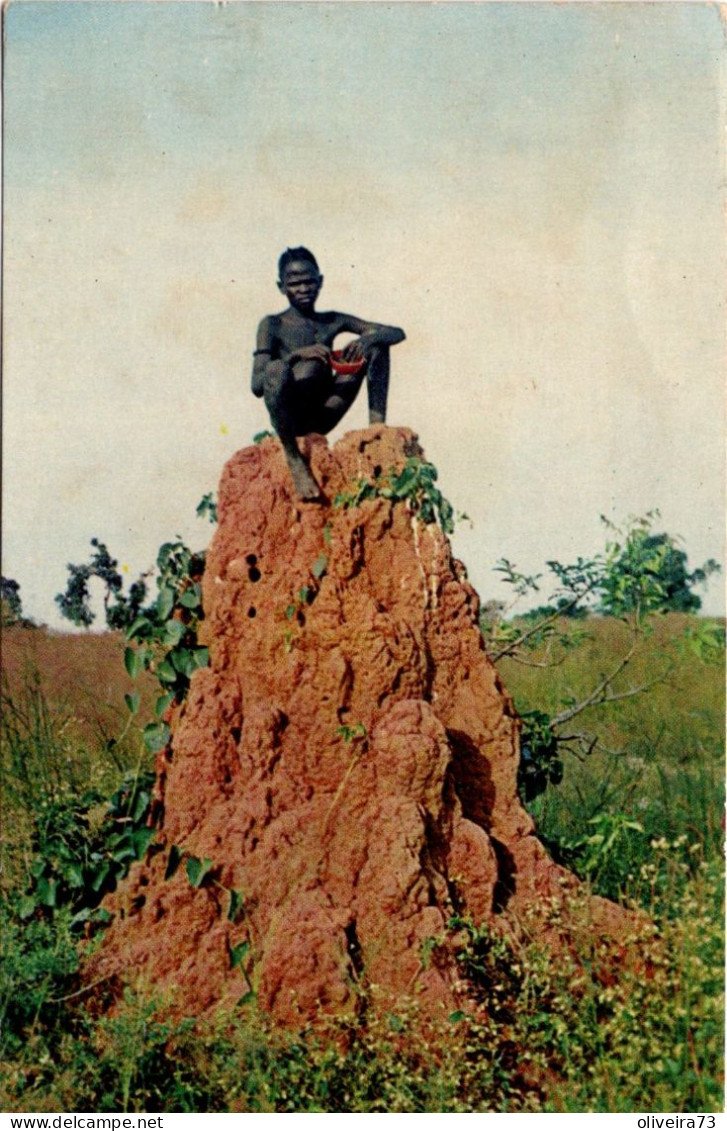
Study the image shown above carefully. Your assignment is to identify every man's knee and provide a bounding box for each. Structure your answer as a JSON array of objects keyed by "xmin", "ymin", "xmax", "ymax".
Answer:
[{"xmin": 292, "ymin": 359, "xmax": 329, "ymax": 384}]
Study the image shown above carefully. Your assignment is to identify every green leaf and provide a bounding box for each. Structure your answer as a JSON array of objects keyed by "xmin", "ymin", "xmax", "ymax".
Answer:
[
  {"xmin": 171, "ymin": 647, "xmax": 194, "ymax": 675},
  {"xmin": 392, "ymin": 465, "xmax": 416, "ymax": 494},
  {"xmin": 124, "ymin": 647, "xmax": 142, "ymax": 679},
  {"xmin": 156, "ymin": 660, "xmax": 178, "ymax": 684},
  {"xmin": 165, "ymin": 845, "xmax": 183, "ymax": 880},
  {"xmin": 157, "ymin": 586, "xmax": 176, "ymax": 621},
  {"xmin": 179, "ymin": 583, "xmax": 203, "ymax": 609},
  {"xmin": 124, "ymin": 692, "xmax": 140, "ymax": 715},
  {"xmin": 18, "ymin": 894, "xmax": 36, "ymax": 919},
  {"xmin": 227, "ymin": 888, "xmax": 245, "ymax": 922},
  {"xmin": 90, "ymin": 862, "xmax": 111, "ymax": 892},
  {"xmin": 131, "ymin": 827, "xmax": 155, "ymax": 857},
  {"xmin": 155, "ymin": 692, "xmax": 175, "ymax": 718},
  {"xmin": 311, "ymin": 553, "xmax": 327, "ymax": 580},
  {"xmin": 169, "ymin": 646, "xmax": 208, "ymax": 678},
  {"xmin": 196, "ymin": 492, "xmax": 218, "ymax": 523},
  {"xmin": 30, "ymin": 857, "xmax": 47, "ymax": 880},
  {"xmin": 449, "ymin": 1010, "xmax": 467, "ymax": 1024},
  {"xmin": 229, "ymin": 940, "xmax": 250, "ymax": 968},
  {"xmin": 66, "ymin": 862, "xmax": 84, "ymax": 888},
  {"xmin": 131, "ymin": 790, "xmax": 150, "ymax": 822},
  {"xmin": 163, "ymin": 618, "xmax": 186, "ymax": 646},
  {"xmin": 143, "ymin": 721, "xmax": 170, "ymax": 753},
  {"xmin": 126, "ymin": 615, "xmax": 153, "ymax": 641},
  {"xmin": 37, "ymin": 876, "xmax": 58, "ymax": 908},
  {"xmin": 185, "ymin": 855, "xmax": 213, "ymax": 888}
]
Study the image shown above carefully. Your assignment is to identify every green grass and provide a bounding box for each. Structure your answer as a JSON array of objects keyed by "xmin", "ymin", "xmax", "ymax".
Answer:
[
  {"xmin": 1, "ymin": 615, "xmax": 723, "ymax": 1112},
  {"xmin": 500, "ymin": 613, "xmax": 725, "ymax": 908}
]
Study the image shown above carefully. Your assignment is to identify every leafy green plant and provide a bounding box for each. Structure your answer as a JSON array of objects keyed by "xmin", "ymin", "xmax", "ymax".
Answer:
[
  {"xmin": 679, "ymin": 618, "xmax": 725, "ymax": 666},
  {"xmin": 196, "ymin": 492, "xmax": 218, "ymax": 524},
  {"xmin": 56, "ymin": 492, "xmax": 221, "ymax": 632},
  {"xmin": 336, "ymin": 722, "xmax": 367, "ymax": 744},
  {"xmin": 517, "ymin": 709, "xmax": 564, "ymax": 802},
  {"xmin": 0, "ymin": 907, "xmax": 81, "ymax": 1059},
  {"xmin": 561, "ymin": 811, "xmax": 646, "ymax": 897},
  {"xmin": 334, "ymin": 457, "xmax": 462, "ymax": 535},
  {"xmin": 124, "ymin": 539, "xmax": 209, "ymax": 749},
  {"xmin": 12, "ymin": 768, "xmax": 156, "ymax": 927}
]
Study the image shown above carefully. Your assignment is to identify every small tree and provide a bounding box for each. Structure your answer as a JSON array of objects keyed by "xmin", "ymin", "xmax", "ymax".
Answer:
[
  {"xmin": 55, "ymin": 539, "xmax": 148, "ymax": 630},
  {"xmin": 1, "ymin": 577, "xmax": 23, "ymax": 626},
  {"xmin": 481, "ymin": 512, "xmax": 721, "ymax": 802},
  {"xmin": 599, "ymin": 515, "xmax": 720, "ymax": 616}
]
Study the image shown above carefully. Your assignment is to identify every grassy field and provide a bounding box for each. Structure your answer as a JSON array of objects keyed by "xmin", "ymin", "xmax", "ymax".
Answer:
[{"xmin": 1, "ymin": 614, "xmax": 723, "ymax": 1113}]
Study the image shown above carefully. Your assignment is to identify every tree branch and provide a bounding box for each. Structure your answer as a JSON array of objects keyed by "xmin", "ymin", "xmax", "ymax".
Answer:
[
  {"xmin": 488, "ymin": 579, "xmax": 598, "ymax": 663},
  {"xmin": 551, "ymin": 631, "xmax": 639, "ymax": 726}
]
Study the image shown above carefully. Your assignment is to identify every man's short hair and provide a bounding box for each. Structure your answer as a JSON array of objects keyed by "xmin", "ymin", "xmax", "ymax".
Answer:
[{"xmin": 278, "ymin": 246, "xmax": 319, "ymax": 280}]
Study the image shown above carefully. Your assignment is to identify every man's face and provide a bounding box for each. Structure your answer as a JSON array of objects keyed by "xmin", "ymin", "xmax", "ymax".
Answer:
[{"xmin": 279, "ymin": 260, "xmax": 323, "ymax": 313}]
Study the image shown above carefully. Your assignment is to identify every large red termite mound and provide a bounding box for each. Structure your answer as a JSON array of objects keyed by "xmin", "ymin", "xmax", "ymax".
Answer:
[{"xmin": 86, "ymin": 426, "xmax": 638, "ymax": 1024}]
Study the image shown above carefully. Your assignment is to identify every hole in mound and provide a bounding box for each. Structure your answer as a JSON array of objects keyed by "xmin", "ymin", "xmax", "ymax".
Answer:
[
  {"xmin": 248, "ymin": 566, "xmax": 261, "ymax": 582},
  {"xmin": 246, "ymin": 554, "xmax": 258, "ymax": 565},
  {"xmin": 231, "ymin": 726, "xmax": 241, "ymax": 744},
  {"xmin": 248, "ymin": 607, "xmax": 257, "ymax": 618},
  {"xmin": 345, "ymin": 921, "xmax": 364, "ymax": 980},
  {"xmin": 373, "ymin": 464, "xmax": 382, "ymax": 477}
]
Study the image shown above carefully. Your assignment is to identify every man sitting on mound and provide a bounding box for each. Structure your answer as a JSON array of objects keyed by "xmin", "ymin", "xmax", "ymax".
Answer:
[{"xmin": 251, "ymin": 246, "xmax": 406, "ymax": 500}]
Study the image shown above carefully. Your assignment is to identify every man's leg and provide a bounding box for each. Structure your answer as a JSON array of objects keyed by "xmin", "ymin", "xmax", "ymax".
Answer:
[
  {"xmin": 318, "ymin": 368, "xmax": 367, "ymax": 431},
  {"xmin": 316, "ymin": 345, "xmax": 390, "ymax": 433},
  {"xmin": 263, "ymin": 360, "xmax": 322, "ymax": 500},
  {"xmin": 366, "ymin": 346, "xmax": 390, "ymax": 424}
]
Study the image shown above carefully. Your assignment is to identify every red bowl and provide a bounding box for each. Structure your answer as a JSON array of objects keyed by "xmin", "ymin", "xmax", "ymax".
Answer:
[{"xmin": 330, "ymin": 349, "xmax": 365, "ymax": 376}]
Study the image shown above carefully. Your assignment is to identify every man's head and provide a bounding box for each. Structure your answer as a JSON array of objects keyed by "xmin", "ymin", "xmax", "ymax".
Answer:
[{"xmin": 277, "ymin": 247, "xmax": 323, "ymax": 313}]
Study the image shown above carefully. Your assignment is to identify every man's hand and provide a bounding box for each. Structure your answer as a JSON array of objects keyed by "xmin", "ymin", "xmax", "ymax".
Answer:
[
  {"xmin": 341, "ymin": 334, "xmax": 376, "ymax": 362},
  {"xmin": 290, "ymin": 344, "xmax": 331, "ymax": 365}
]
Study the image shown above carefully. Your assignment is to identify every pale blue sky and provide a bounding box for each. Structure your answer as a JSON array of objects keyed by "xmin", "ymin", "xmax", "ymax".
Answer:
[{"xmin": 3, "ymin": 1, "xmax": 724, "ymax": 625}]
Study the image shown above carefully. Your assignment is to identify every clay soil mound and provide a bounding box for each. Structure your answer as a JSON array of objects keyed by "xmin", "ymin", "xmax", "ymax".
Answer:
[{"xmin": 86, "ymin": 426, "xmax": 638, "ymax": 1024}]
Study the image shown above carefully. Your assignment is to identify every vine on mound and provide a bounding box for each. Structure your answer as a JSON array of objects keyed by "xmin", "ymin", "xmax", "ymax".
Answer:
[
  {"xmin": 123, "ymin": 540, "xmax": 209, "ymax": 754},
  {"xmin": 333, "ymin": 455, "xmax": 466, "ymax": 534}
]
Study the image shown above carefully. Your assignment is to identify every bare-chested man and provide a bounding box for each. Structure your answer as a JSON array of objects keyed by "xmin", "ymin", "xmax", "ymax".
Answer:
[{"xmin": 251, "ymin": 247, "xmax": 405, "ymax": 499}]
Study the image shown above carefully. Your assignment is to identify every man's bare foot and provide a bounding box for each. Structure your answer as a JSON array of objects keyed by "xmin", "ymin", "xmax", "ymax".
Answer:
[{"xmin": 287, "ymin": 451, "xmax": 322, "ymax": 501}]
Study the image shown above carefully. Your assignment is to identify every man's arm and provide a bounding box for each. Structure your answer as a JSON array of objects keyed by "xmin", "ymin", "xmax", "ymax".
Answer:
[
  {"xmin": 338, "ymin": 314, "xmax": 405, "ymax": 361},
  {"xmin": 251, "ymin": 317, "xmax": 275, "ymax": 397}
]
